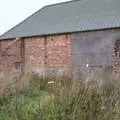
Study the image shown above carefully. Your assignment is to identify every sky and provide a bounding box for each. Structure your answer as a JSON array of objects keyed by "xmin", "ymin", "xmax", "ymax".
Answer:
[{"xmin": 0, "ymin": 0, "xmax": 69, "ymax": 35}]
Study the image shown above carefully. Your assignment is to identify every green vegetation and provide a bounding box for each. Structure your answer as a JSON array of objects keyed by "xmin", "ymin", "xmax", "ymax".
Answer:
[
  {"xmin": 0, "ymin": 88, "xmax": 50, "ymax": 120},
  {"xmin": 0, "ymin": 74, "xmax": 120, "ymax": 120}
]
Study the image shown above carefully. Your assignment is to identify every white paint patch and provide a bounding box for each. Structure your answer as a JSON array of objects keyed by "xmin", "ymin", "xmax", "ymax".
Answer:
[
  {"xmin": 86, "ymin": 64, "xmax": 89, "ymax": 68},
  {"xmin": 48, "ymin": 81, "xmax": 55, "ymax": 84}
]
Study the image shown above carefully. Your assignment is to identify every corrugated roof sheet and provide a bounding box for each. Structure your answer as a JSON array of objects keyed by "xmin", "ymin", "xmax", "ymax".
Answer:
[{"xmin": 0, "ymin": 0, "xmax": 120, "ymax": 40}]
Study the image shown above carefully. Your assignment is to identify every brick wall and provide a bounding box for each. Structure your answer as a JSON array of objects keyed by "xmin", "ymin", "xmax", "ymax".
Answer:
[
  {"xmin": 71, "ymin": 29, "xmax": 120, "ymax": 76},
  {"xmin": 25, "ymin": 37, "xmax": 45, "ymax": 74},
  {"xmin": 0, "ymin": 39, "xmax": 21, "ymax": 75},
  {"xmin": 0, "ymin": 34, "xmax": 72, "ymax": 76},
  {"xmin": 25, "ymin": 34, "xmax": 72, "ymax": 75},
  {"xmin": 1, "ymin": 29, "xmax": 120, "ymax": 77}
]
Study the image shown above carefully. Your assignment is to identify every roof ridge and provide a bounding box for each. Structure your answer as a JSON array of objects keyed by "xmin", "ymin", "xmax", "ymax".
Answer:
[{"xmin": 44, "ymin": 0, "xmax": 80, "ymax": 8}]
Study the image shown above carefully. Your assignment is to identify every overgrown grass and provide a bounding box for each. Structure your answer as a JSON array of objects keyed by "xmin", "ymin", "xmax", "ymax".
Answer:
[
  {"xmin": 0, "ymin": 74, "xmax": 51, "ymax": 120},
  {"xmin": 39, "ymin": 79, "xmax": 120, "ymax": 120},
  {"xmin": 0, "ymin": 73, "xmax": 120, "ymax": 120},
  {"xmin": 0, "ymin": 88, "xmax": 50, "ymax": 120}
]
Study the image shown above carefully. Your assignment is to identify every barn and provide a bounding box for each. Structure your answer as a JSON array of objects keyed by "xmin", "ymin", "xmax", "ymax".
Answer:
[{"xmin": 0, "ymin": 0, "xmax": 120, "ymax": 77}]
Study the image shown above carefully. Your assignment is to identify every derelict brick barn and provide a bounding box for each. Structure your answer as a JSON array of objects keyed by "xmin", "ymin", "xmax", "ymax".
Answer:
[{"xmin": 0, "ymin": 0, "xmax": 120, "ymax": 77}]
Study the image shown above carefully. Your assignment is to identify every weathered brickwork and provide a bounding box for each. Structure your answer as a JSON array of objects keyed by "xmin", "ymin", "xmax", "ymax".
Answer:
[
  {"xmin": 1, "ymin": 29, "xmax": 120, "ymax": 77},
  {"xmin": 71, "ymin": 29, "xmax": 120, "ymax": 76},
  {"xmin": 46, "ymin": 35, "xmax": 72, "ymax": 67},
  {"xmin": 25, "ymin": 34, "xmax": 72, "ymax": 75},
  {"xmin": 0, "ymin": 39, "xmax": 21, "ymax": 74},
  {"xmin": 0, "ymin": 34, "xmax": 72, "ymax": 76},
  {"xmin": 25, "ymin": 37, "xmax": 45, "ymax": 74}
]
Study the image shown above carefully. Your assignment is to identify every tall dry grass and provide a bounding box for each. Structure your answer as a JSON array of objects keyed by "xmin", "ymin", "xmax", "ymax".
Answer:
[
  {"xmin": 0, "ymin": 72, "xmax": 120, "ymax": 120},
  {"xmin": 39, "ymin": 73, "xmax": 120, "ymax": 120}
]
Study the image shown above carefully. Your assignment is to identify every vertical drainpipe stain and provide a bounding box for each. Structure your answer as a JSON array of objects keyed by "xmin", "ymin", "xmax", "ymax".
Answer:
[{"xmin": 20, "ymin": 37, "xmax": 25, "ymax": 74}]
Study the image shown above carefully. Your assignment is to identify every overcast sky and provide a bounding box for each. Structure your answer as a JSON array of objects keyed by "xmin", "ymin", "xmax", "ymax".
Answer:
[{"xmin": 0, "ymin": 0, "xmax": 69, "ymax": 35}]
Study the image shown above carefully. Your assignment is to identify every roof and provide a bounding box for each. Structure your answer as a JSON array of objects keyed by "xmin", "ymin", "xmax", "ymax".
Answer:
[{"xmin": 0, "ymin": 0, "xmax": 120, "ymax": 40}]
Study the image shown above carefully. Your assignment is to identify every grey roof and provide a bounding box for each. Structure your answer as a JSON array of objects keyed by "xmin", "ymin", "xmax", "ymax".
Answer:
[{"xmin": 0, "ymin": 0, "xmax": 120, "ymax": 40}]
